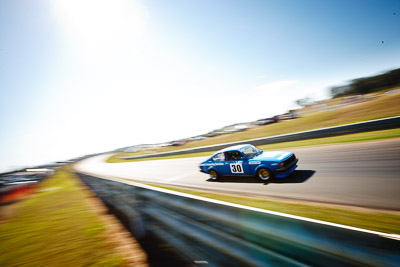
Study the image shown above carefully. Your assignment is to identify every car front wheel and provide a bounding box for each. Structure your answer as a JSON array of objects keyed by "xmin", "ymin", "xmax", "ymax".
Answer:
[
  {"xmin": 209, "ymin": 169, "xmax": 219, "ymax": 181},
  {"xmin": 257, "ymin": 168, "xmax": 272, "ymax": 181}
]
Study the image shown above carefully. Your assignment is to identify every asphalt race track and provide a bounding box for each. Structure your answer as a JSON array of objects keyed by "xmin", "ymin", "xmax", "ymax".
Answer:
[{"xmin": 75, "ymin": 138, "xmax": 400, "ymax": 210}]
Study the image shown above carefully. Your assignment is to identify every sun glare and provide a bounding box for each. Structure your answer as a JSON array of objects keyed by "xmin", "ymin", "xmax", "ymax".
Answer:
[{"xmin": 50, "ymin": 0, "xmax": 148, "ymax": 50}]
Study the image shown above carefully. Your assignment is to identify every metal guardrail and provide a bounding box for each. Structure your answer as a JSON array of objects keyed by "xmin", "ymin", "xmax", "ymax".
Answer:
[
  {"xmin": 77, "ymin": 172, "xmax": 400, "ymax": 267},
  {"xmin": 122, "ymin": 116, "xmax": 400, "ymax": 160}
]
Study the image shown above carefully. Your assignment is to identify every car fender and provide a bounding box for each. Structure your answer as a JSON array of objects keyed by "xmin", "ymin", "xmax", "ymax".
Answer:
[
  {"xmin": 207, "ymin": 166, "xmax": 219, "ymax": 175},
  {"xmin": 254, "ymin": 164, "xmax": 273, "ymax": 175}
]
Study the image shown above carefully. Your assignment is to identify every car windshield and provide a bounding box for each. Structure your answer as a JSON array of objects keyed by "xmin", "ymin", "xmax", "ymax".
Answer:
[{"xmin": 240, "ymin": 145, "xmax": 262, "ymax": 159}]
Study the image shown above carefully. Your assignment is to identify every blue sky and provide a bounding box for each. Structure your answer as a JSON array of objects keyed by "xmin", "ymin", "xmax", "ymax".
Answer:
[{"xmin": 0, "ymin": 0, "xmax": 399, "ymax": 171}]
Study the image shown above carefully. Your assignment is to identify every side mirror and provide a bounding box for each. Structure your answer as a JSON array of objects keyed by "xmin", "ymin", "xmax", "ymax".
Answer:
[{"xmin": 242, "ymin": 156, "xmax": 248, "ymax": 161}]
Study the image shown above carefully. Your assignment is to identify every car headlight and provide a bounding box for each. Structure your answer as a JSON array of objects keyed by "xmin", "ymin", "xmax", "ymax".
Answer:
[{"xmin": 279, "ymin": 162, "xmax": 284, "ymax": 168}]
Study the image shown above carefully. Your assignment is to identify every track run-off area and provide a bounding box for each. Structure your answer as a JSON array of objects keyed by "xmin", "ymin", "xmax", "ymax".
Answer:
[{"xmin": 75, "ymin": 138, "xmax": 400, "ymax": 210}]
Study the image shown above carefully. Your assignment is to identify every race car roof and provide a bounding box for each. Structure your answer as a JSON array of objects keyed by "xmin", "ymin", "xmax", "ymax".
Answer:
[{"xmin": 217, "ymin": 144, "xmax": 252, "ymax": 153}]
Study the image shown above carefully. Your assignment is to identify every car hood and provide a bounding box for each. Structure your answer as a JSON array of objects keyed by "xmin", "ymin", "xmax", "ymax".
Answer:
[{"xmin": 251, "ymin": 151, "xmax": 292, "ymax": 161}]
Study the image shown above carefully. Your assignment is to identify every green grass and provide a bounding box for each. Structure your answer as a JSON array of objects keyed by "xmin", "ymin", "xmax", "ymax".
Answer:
[
  {"xmin": 146, "ymin": 184, "xmax": 400, "ymax": 235},
  {"xmin": 107, "ymin": 128, "xmax": 400, "ymax": 162},
  {"xmin": 109, "ymin": 92, "xmax": 400, "ymax": 162},
  {"xmin": 0, "ymin": 170, "xmax": 127, "ymax": 267}
]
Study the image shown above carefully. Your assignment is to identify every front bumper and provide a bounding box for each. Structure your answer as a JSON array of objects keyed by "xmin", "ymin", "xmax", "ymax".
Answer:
[
  {"xmin": 275, "ymin": 163, "xmax": 298, "ymax": 178},
  {"xmin": 276, "ymin": 158, "xmax": 298, "ymax": 173}
]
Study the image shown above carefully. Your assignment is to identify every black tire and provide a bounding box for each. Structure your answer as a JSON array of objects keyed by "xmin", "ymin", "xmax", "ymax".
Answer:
[
  {"xmin": 257, "ymin": 168, "xmax": 272, "ymax": 181},
  {"xmin": 209, "ymin": 169, "xmax": 220, "ymax": 181}
]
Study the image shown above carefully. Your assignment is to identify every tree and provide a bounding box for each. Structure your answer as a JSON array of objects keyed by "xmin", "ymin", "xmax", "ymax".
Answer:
[
  {"xmin": 295, "ymin": 97, "xmax": 314, "ymax": 107},
  {"xmin": 330, "ymin": 68, "xmax": 400, "ymax": 98},
  {"xmin": 330, "ymin": 85, "xmax": 351, "ymax": 98}
]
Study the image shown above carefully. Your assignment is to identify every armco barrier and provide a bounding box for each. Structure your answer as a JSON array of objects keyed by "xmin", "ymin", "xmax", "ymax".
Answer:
[
  {"xmin": 76, "ymin": 172, "xmax": 400, "ymax": 267},
  {"xmin": 122, "ymin": 116, "xmax": 400, "ymax": 160}
]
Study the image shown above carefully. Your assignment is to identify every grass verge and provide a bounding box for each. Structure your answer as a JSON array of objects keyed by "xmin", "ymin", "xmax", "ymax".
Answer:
[
  {"xmin": 107, "ymin": 128, "xmax": 400, "ymax": 162},
  {"xmin": 0, "ymin": 169, "xmax": 145, "ymax": 266},
  {"xmin": 146, "ymin": 184, "xmax": 400, "ymax": 235}
]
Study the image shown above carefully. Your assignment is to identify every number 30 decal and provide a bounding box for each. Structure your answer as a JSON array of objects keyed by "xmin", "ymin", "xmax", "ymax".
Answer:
[{"xmin": 230, "ymin": 163, "xmax": 244, "ymax": 173}]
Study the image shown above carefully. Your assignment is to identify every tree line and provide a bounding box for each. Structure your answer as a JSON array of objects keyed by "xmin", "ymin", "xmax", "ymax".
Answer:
[{"xmin": 330, "ymin": 68, "xmax": 400, "ymax": 98}]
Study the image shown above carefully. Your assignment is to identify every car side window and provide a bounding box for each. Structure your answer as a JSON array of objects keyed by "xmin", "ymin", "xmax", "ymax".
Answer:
[
  {"xmin": 225, "ymin": 151, "xmax": 242, "ymax": 161},
  {"xmin": 212, "ymin": 153, "xmax": 225, "ymax": 162}
]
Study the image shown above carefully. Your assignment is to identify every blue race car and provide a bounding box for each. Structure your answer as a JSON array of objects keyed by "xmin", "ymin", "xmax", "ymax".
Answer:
[{"xmin": 199, "ymin": 144, "xmax": 298, "ymax": 181}]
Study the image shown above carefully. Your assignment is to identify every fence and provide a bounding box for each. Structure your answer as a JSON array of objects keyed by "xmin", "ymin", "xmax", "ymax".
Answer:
[
  {"xmin": 77, "ymin": 172, "xmax": 400, "ymax": 267},
  {"xmin": 122, "ymin": 116, "xmax": 400, "ymax": 160}
]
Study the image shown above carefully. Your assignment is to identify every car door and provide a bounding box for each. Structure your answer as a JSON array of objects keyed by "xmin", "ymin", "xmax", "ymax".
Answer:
[{"xmin": 223, "ymin": 151, "xmax": 249, "ymax": 175}]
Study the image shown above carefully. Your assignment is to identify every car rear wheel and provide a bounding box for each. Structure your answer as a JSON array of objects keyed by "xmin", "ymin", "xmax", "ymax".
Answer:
[
  {"xmin": 257, "ymin": 168, "xmax": 272, "ymax": 181},
  {"xmin": 209, "ymin": 169, "xmax": 219, "ymax": 180}
]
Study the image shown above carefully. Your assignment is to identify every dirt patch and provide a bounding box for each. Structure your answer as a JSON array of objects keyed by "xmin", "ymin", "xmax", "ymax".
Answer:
[{"xmin": 79, "ymin": 182, "xmax": 148, "ymax": 267}]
